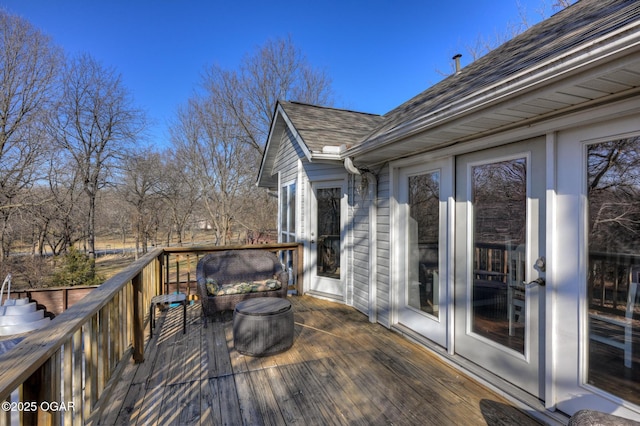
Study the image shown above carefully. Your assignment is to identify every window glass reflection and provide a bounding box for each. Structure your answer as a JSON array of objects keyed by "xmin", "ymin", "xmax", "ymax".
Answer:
[
  {"xmin": 408, "ymin": 172, "xmax": 440, "ymax": 317},
  {"xmin": 317, "ymin": 187, "xmax": 340, "ymax": 279},
  {"xmin": 587, "ymin": 137, "xmax": 640, "ymax": 404},
  {"xmin": 280, "ymin": 185, "xmax": 287, "ymax": 232},
  {"xmin": 290, "ymin": 183, "xmax": 296, "ymax": 233},
  {"xmin": 280, "ymin": 183, "xmax": 296, "ymax": 242},
  {"xmin": 472, "ymin": 158, "xmax": 527, "ymax": 354}
]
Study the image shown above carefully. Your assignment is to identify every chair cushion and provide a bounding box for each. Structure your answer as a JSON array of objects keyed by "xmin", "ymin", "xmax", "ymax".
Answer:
[{"xmin": 206, "ymin": 278, "xmax": 282, "ymax": 297}]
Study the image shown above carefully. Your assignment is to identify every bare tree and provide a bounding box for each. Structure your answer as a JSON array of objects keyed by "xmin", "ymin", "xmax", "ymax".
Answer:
[
  {"xmin": 172, "ymin": 97, "xmax": 257, "ymax": 246},
  {"xmin": 36, "ymin": 156, "xmax": 86, "ymax": 256},
  {"xmin": 120, "ymin": 149, "xmax": 164, "ymax": 257},
  {"xmin": 202, "ymin": 36, "xmax": 334, "ymax": 156},
  {"xmin": 0, "ymin": 10, "xmax": 60, "ymax": 259},
  {"xmin": 49, "ymin": 53, "xmax": 146, "ymax": 265},
  {"xmin": 96, "ymin": 189, "xmax": 132, "ymax": 256},
  {"xmin": 170, "ymin": 37, "xmax": 334, "ymax": 245},
  {"xmin": 157, "ymin": 150, "xmax": 201, "ymax": 246},
  {"xmin": 588, "ymin": 137, "xmax": 640, "ymax": 253}
]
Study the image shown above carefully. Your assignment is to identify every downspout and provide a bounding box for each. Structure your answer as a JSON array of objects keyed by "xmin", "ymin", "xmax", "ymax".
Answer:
[{"xmin": 344, "ymin": 157, "xmax": 378, "ymax": 323}]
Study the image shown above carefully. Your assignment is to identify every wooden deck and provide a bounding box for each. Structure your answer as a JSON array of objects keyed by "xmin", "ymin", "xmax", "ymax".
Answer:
[{"xmin": 95, "ymin": 296, "xmax": 543, "ymax": 425}]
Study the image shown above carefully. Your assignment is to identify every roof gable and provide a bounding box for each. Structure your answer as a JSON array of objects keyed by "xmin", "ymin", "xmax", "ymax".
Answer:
[
  {"xmin": 257, "ymin": 101, "xmax": 383, "ymax": 187},
  {"xmin": 279, "ymin": 101, "xmax": 383, "ymax": 152}
]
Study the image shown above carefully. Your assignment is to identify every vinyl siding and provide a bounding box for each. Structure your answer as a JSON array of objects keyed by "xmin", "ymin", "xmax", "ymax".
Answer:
[
  {"xmin": 351, "ymin": 173, "xmax": 371, "ymax": 315},
  {"xmin": 275, "ymin": 128, "xmax": 304, "ymax": 184},
  {"xmin": 376, "ymin": 165, "xmax": 391, "ymax": 327}
]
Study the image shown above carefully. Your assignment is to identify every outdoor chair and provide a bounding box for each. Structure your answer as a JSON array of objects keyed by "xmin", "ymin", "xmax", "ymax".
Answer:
[
  {"xmin": 589, "ymin": 278, "xmax": 638, "ymax": 368},
  {"xmin": 196, "ymin": 249, "xmax": 288, "ymax": 324}
]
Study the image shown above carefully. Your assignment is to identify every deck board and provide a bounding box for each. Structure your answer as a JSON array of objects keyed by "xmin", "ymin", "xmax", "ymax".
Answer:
[
  {"xmin": 264, "ymin": 365, "xmax": 306, "ymax": 424},
  {"xmin": 93, "ymin": 296, "xmax": 543, "ymax": 426}
]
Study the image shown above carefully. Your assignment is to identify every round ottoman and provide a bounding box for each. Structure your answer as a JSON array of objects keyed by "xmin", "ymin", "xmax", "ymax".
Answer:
[{"xmin": 233, "ymin": 298, "xmax": 294, "ymax": 356}]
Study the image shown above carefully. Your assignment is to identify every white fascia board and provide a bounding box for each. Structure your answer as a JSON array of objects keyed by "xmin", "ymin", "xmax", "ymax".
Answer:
[{"xmin": 257, "ymin": 106, "xmax": 282, "ymax": 187}]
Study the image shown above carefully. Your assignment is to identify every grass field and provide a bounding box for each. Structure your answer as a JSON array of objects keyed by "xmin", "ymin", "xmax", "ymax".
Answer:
[
  {"xmin": 3, "ymin": 230, "xmax": 215, "ymax": 289},
  {"xmin": 4, "ymin": 228, "xmax": 277, "ymax": 289},
  {"xmin": 95, "ymin": 253, "xmax": 137, "ymax": 280}
]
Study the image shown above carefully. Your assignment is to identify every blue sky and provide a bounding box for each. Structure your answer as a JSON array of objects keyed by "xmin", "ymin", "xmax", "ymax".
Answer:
[{"xmin": 1, "ymin": 0, "xmax": 557, "ymax": 148}]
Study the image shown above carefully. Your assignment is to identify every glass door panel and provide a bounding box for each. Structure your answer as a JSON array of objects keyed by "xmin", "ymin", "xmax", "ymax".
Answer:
[
  {"xmin": 396, "ymin": 158, "xmax": 452, "ymax": 348},
  {"xmin": 586, "ymin": 137, "xmax": 640, "ymax": 404},
  {"xmin": 454, "ymin": 138, "xmax": 545, "ymax": 398},
  {"xmin": 408, "ymin": 171, "xmax": 440, "ymax": 317},
  {"xmin": 308, "ymin": 181, "xmax": 345, "ymax": 300},
  {"xmin": 316, "ymin": 187, "xmax": 341, "ymax": 279},
  {"xmin": 472, "ymin": 158, "xmax": 527, "ymax": 354}
]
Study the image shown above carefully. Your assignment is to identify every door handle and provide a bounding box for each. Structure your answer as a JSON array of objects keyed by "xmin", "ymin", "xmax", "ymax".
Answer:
[{"xmin": 526, "ymin": 277, "xmax": 545, "ymax": 287}]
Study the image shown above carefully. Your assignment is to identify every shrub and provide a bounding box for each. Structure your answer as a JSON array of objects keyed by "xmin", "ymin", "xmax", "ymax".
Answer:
[{"xmin": 52, "ymin": 247, "xmax": 104, "ymax": 287}]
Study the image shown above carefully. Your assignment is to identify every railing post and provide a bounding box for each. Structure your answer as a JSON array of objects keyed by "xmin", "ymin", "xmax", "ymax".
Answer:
[
  {"xmin": 176, "ymin": 254, "xmax": 180, "ymax": 294},
  {"xmin": 187, "ymin": 254, "xmax": 191, "ymax": 299},
  {"xmin": 165, "ymin": 253, "xmax": 170, "ymax": 294},
  {"xmin": 23, "ymin": 356, "xmax": 57, "ymax": 425},
  {"xmin": 73, "ymin": 329, "xmax": 83, "ymax": 424},
  {"xmin": 132, "ymin": 274, "xmax": 144, "ymax": 363},
  {"xmin": 156, "ymin": 253, "xmax": 163, "ymax": 296},
  {"xmin": 296, "ymin": 243, "xmax": 304, "ymax": 295}
]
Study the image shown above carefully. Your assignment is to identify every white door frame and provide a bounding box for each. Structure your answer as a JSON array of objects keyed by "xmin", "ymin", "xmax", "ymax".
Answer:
[
  {"xmin": 390, "ymin": 156, "xmax": 454, "ymax": 349},
  {"xmin": 554, "ymin": 118, "xmax": 640, "ymax": 418},
  {"xmin": 306, "ymin": 178, "xmax": 347, "ymax": 302},
  {"xmin": 454, "ymin": 139, "xmax": 546, "ymax": 399}
]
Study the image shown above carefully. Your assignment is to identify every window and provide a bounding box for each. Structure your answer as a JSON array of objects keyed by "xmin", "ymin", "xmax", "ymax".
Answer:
[
  {"xmin": 280, "ymin": 182, "xmax": 296, "ymax": 242},
  {"xmin": 472, "ymin": 158, "xmax": 527, "ymax": 353},
  {"xmin": 586, "ymin": 136, "xmax": 640, "ymax": 403},
  {"xmin": 316, "ymin": 187, "xmax": 341, "ymax": 279},
  {"xmin": 407, "ymin": 171, "xmax": 440, "ymax": 316}
]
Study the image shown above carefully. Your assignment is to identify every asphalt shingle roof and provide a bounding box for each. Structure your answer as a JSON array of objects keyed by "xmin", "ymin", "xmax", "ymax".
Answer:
[
  {"xmin": 362, "ymin": 0, "xmax": 640, "ymax": 146},
  {"xmin": 278, "ymin": 101, "xmax": 383, "ymax": 153}
]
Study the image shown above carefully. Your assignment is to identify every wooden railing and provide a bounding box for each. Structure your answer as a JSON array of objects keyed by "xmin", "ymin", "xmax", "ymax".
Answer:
[
  {"xmin": 0, "ymin": 243, "xmax": 302, "ymax": 425},
  {"xmin": 471, "ymin": 243, "xmax": 640, "ymax": 318},
  {"xmin": 589, "ymin": 251, "xmax": 640, "ymax": 311},
  {"xmin": 161, "ymin": 243, "xmax": 303, "ymax": 297}
]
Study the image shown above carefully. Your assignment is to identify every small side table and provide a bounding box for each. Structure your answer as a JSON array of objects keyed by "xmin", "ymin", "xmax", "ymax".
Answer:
[
  {"xmin": 150, "ymin": 293, "xmax": 187, "ymax": 338},
  {"xmin": 233, "ymin": 298, "xmax": 294, "ymax": 356}
]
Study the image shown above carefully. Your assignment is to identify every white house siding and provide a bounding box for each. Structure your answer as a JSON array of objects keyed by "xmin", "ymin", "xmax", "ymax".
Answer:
[
  {"xmin": 275, "ymin": 128, "xmax": 304, "ymax": 184},
  {"xmin": 303, "ymin": 161, "xmax": 346, "ymax": 182},
  {"xmin": 375, "ymin": 165, "xmax": 391, "ymax": 327},
  {"xmin": 350, "ymin": 173, "xmax": 371, "ymax": 315},
  {"xmin": 270, "ymin": 127, "xmax": 376, "ymax": 314}
]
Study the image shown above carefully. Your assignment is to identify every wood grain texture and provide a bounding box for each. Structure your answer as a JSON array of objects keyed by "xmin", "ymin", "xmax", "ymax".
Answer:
[{"xmin": 93, "ymin": 296, "xmax": 543, "ymax": 425}]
